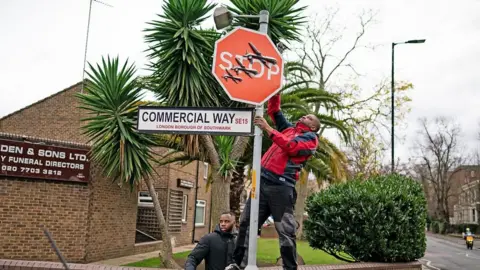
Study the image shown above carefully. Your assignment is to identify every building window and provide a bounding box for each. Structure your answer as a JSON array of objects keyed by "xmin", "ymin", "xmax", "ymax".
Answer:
[
  {"xmin": 204, "ymin": 162, "xmax": 209, "ymax": 180},
  {"xmin": 168, "ymin": 190, "xmax": 183, "ymax": 233},
  {"xmin": 138, "ymin": 191, "xmax": 158, "ymax": 208},
  {"xmin": 182, "ymin": 195, "xmax": 188, "ymax": 223},
  {"xmin": 473, "ymin": 209, "xmax": 476, "ymax": 223},
  {"xmin": 195, "ymin": 200, "xmax": 206, "ymax": 226},
  {"xmin": 471, "ymin": 170, "xmax": 475, "ymax": 178}
]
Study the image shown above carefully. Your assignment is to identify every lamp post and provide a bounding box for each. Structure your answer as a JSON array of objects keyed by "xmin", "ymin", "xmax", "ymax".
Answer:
[
  {"xmin": 214, "ymin": 7, "xmax": 270, "ymax": 270},
  {"xmin": 391, "ymin": 39, "xmax": 425, "ymax": 173}
]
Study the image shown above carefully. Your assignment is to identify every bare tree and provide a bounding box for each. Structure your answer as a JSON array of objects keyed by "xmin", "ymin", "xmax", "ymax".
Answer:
[
  {"xmin": 413, "ymin": 117, "xmax": 465, "ymax": 222},
  {"xmin": 296, "ymin": 7, "xmax": 376, "ymax": 93},
  {"xmin": 288, "ymin": 7, "xmax": 381, "ymax": 231},
  {"xmin": 292, "ymin": 7, "xmax": 414, "ymax": 180}
]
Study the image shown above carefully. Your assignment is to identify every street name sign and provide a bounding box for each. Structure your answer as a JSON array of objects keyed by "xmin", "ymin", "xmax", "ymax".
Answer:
[{"xmin": 137, "ymin": 106, "xmax": 254, "ymax": 136}]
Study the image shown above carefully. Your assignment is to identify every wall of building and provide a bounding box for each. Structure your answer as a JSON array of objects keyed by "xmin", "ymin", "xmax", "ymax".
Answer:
[
  {"xmin": 0, "ymin": 133, "xmax": 140, "ymax": 263},
  {"xmin": 138, "ymin": 159, "xmax": 212, "ymax": 246},
  {"xmin": 84, "ymin": 165, "xmax": 138, "ymax": 262},
  {"xmin": 0, "ymin": 177, "xmax": 89, "ymax": 262},
  {"xmin": 0, "ymin": 83, "xmax": 139, "ymax": 263},
  {"xmin": 0, "ymin": 82, "xmax": 212, "ymax": 261},
  {"xmin": 450, "ymin": 166, "xmax": 480, "ymax": 224},
  {"xmin": 168, "ymin": 161, "xmax": 211, "ymax": 244}
]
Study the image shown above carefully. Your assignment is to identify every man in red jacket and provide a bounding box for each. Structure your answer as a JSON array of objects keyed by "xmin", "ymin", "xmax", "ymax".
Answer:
[{"xmin": 226, "ymin": 93, "xmax": 320, "ymax": 270}]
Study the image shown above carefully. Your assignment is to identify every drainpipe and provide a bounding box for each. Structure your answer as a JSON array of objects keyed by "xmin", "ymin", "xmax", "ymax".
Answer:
[
  {"xmin": 191, "ymin": 160, "xmax": 200, "ymax": 243},
  {"xmin": 208, "ymin": 189, "xmax": 213, "ymax": 233}
]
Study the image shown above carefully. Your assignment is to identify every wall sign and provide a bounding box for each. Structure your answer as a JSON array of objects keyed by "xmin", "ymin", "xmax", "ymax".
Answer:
[
  {"xmin": 177, "ymin": 178, "xmax": 194, "ymax": 189},
  {"xmin": 137, "ymin": 106, "xmax": 254, "ymax": 136},
  {"xmin": 0, "ymin": 138, "xmax": 91, "ymax": 183}
]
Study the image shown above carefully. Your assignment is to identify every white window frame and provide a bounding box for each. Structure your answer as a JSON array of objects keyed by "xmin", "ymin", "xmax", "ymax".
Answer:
[
  {"xmin": 182, "ymin": 194, "xmax": 188, "ymax": 223},
  {"xmin": 138, "ymin": 191, "xmax": 158, "ymax": 208},
  {"xmin": 195, "ymin": 200, "xmax": 206, "ymax": 226},
  {"xmin": 203, "ymin": 162, "xmax": 209, "ymax": 179}
]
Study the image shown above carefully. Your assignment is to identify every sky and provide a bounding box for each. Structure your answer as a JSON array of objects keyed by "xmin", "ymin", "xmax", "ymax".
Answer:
[{"xmin": 1, "ymin": 0, "xmax": 480, "ymax": 165}]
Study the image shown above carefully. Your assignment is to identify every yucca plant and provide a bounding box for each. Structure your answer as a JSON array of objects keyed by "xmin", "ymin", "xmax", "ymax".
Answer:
[
  {"xmin": 76, "ymin": 56, "xmax": 181, "ymax": 269},
  {"xmin": 144, "ymin": 0, "xmax": 228, "ymax": 108},
  {"xmin": 76, "ymin": 0, "xmax": 311, "ymax": 264},
  {"xmin": 141, "ymin": 0, "xmax": 310, "ymax": 227},
  {"xmin": 228, "ymin": 0, "xmax": 308, "ymax": 44}
]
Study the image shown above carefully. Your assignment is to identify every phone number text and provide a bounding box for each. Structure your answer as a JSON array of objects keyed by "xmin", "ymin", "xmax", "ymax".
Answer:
[{"xmin": 1, "ymin": 165, "xmax": 62, "ymax": 176}]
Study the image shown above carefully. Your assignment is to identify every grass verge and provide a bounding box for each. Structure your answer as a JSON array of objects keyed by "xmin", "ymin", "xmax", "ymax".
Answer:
[{"xmin": 123, "ymin": 239, "xmax": 345, "ymax": 268}]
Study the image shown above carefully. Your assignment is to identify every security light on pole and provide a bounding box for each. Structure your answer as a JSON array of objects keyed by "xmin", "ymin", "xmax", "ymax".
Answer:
[{"xmin": 214, "ymin": 6, "xmax": 262, "ymax": 30}]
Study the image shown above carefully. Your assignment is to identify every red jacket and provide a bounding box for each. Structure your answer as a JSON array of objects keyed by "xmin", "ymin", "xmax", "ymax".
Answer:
[{"xmin": 260, "ymin": 94, "xmax": 318, "ymax": 186}]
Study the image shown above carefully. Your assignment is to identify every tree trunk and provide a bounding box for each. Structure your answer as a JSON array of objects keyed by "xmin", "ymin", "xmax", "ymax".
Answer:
[
  {"xmin": 200, "ymin": 135, "xmax": 250, "ymax": 230},
  {"xmin": 229, "ymin": 136, "xmax": 250, "ymax": 225},
  {"xmin": 294, "ymin": 170, "xmax": 309, "ymax": 239},
  {"xmin": 210, "ymin": 173, "xmax": 231, "ymax": 231},
  {"xmin": 230, "ymin": 136, "xmax": 250, "ymax": 160},
  {"xmin": 145, "ymin": 177, "xmax": 181, "ymax": 269},
  {"xmin": 230, "ymin": 164, "xmax": 246, "ymax": 224}
]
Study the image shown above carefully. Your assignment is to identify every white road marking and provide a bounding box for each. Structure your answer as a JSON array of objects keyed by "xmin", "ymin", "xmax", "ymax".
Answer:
[
  {"xmin": 419, "ymin": 258, "xmax": 441, "ymax": 270},
  {"xmin": 465, "ymin": 253, "xmax": 480, "ymax": 259}
]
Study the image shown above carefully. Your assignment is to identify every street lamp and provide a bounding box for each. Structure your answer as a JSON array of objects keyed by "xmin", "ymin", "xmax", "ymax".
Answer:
[
  {"xmin": 391, "ymin": 39, "xmax": 425, "ymax": 172},
  {"xmin": 214, "ymin": 6, "xmax": 267, "ymax": 30},
  {"xmin": 213, "ymin": 6, "xmax": 270, "ymax": 270}
]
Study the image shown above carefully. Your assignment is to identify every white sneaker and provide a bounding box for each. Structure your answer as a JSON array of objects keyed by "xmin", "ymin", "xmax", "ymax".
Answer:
[{"xmin": 225, "ymin": 263, "xmax": 240, "ymax": 270}]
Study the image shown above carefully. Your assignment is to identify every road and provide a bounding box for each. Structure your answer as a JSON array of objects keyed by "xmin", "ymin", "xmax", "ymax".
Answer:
[{"xmin": 421, "ymin": 235, "xmax": 480, "ymax": 269}]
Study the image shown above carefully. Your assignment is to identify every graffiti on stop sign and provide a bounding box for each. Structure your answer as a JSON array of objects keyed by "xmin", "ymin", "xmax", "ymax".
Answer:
[
  {"xmin": 218, "ymin": 42, "xmax": 281, "ymax": 82},
  {"xmin": 212, "ymin": 27, "xmax": 284, "ymax": 106}
]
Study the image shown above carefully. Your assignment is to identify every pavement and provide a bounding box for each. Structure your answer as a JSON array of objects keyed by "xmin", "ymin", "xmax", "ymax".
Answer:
[
  {"xmin": 90, "ymin": 244, "xmax": 197, "ymax": 266},
  {"xmin": 421, "ymin": 234, "xmax": 480, "ymax": 270}
]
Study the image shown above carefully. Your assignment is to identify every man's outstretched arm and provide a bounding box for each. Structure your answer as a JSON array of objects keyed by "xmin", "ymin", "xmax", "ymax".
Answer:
[{"xmin": 267, "ymin": 94, "xmax": 293, "ymax": 132}]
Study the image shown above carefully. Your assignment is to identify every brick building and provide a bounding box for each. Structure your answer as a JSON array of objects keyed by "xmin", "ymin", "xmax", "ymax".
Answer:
[
  {"xmin": 451, "ymin": 166, "xmax": 480, "ymax": 224},
  {"xmin": 0, "ymin": 82, "xmax": 212, "ymax": 263}
]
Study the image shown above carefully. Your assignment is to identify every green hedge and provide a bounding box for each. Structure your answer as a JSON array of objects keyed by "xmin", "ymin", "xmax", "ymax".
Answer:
[{"xmin": 303, "ymin": 174, "xmax": 427, "ymax": 263}]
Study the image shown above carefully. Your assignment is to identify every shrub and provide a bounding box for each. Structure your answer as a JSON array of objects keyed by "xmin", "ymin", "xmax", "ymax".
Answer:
[
  {"xmin": 303, "ymin": 174, "xmax": 427, "ymax": 263},
  {"xmin": 432, "ymin": 222, "xmax": 440, "ymax": 234}
]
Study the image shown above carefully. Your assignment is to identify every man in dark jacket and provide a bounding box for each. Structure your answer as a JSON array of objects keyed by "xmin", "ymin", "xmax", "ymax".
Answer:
[
  {"xmin": 227, "ymin": 94, "xmax": 319, "ymax": 270},
  {"xmin": 185, "ymin": 212, "xmax": 237, "ymax": 270}
]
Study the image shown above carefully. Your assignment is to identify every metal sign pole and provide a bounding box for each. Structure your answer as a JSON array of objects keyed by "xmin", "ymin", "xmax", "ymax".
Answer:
[{"xmin": 245, "ymin": 10, "xmax": 269, "ymax": 270}]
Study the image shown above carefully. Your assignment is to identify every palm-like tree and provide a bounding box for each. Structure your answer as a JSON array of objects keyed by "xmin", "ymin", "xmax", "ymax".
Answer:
[
  {"xmin": 77, "ymin": 0, "xmax": 309, "ymax": 266},
  {"xmin": 142, "ymin": 0, "xmax": 308, "ymax": 227},
  {"xmin": 77, "ymin": 56, "xmax": 181, "ymax": 269},
  {"xmin": 228, "ymin": 0, "xmax": 307, "ymax": 45}
]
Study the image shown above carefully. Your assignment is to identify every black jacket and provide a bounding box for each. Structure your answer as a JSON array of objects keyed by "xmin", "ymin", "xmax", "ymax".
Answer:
[{"xmin": 185, "ymin": 224, "xmax": 237, "ymax": 270}]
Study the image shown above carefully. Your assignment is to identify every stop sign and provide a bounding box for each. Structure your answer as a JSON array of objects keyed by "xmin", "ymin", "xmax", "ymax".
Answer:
[{"xmin": 212, "ymin": 27, "xmax": 284, "ymax": 106}]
